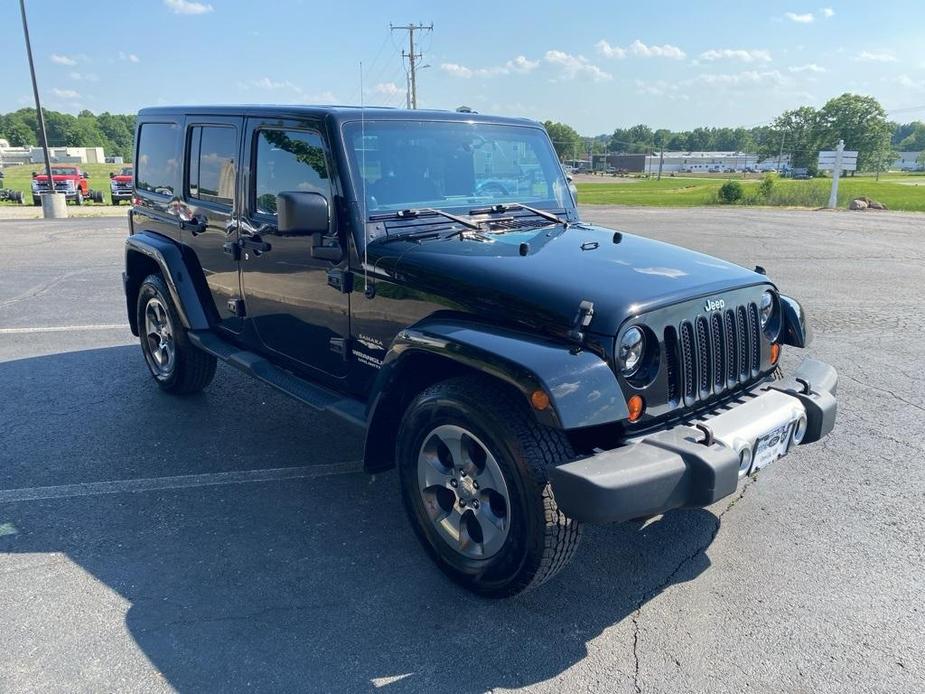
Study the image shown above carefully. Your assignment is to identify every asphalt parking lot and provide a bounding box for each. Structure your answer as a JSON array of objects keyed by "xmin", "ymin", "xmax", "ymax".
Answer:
[{"xmin": 1, "ymin": 207, "xmax": 923, "ymax": 693}]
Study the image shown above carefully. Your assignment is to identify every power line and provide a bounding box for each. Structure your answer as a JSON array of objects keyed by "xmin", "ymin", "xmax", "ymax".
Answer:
[{"xmin": 390, "ymin": 22, "xmax": 432, "ymax": 109}]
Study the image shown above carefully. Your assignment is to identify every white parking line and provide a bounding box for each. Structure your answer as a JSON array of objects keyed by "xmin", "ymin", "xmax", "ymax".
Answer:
[
  {"xmin": 0, "ymin": 462, "xmax": 363, "ymax": 503},
  {"xmin": 0, "ymin": 324, "xmax": 127, "ymax": 335}
]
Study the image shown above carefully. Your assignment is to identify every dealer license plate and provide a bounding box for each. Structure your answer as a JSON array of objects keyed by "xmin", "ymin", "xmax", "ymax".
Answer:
[{"xmin": 752, "ymin": 421, "xmax": 794, "ymax": 471}]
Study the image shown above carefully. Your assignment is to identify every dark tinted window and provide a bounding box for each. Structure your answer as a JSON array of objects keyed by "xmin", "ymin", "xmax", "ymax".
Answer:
[
  {"xmin": 253, "ymin": 129, "xmax": 330, "ymax": 215},
  {"xmin": 136, "ymin": 123, "xmax": 179, "ymax": 196},
  {"xmin": 188, "ymin": 126, "xmax": 237, "ymax": 205}
]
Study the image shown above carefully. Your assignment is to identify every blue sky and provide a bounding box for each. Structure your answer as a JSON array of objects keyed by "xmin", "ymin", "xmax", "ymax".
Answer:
[{"xmin": 2, "ymin": 0, "xmax": 923, "ymax": 134}]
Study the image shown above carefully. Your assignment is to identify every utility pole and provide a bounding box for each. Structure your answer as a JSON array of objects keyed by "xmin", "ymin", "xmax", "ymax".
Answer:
[
  {"xmin": 776, "ymin": 131, "xmax": 786, "ymax": 173},
  {"xmin": 19, "ymin": 0, "xmax": 56, "ymax": 217},
  {"xmin": 391, "ymin": 22, "xmax": 432, "ymax": 109},
  {"xmin": 657, "ymin": 145, "xmax": 664, "ymax": 181}
]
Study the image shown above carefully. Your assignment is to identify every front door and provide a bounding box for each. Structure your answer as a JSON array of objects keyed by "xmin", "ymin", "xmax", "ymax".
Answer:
[
  {"xmin": 239, "ymin": 117, "xmax": 349, "ymax": 380},
  {"xmin": 180, "ymin": 116, "xmax": 243, "ymax": 334}
]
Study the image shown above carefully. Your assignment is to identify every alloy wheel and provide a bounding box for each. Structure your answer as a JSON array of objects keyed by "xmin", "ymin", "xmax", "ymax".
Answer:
[{"xmin": 417, "ymin": 424, "xmax": 511, "ymax": 559}]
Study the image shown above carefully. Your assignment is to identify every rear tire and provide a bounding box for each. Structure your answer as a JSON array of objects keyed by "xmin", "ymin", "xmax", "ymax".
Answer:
[
  {"xmin": 74, "ymin": 190, "xmax": 83, "ymax": 206},
  {"xmin": 136, "ymin": 273, "xmax": 217, "ymax": 394},
  {"xmin": 397, "ymin": 376, "xmax": 582, "ymax": 597}
]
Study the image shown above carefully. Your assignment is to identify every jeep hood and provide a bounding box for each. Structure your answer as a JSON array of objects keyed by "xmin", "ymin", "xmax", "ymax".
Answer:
[{"xmin": 373, "ymin": 224, "xmax": 769, "ymax": 337}]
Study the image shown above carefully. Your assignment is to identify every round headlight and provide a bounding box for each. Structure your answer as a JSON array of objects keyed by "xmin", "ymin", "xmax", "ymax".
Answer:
[
  {"xmin": 759, "ymin": 291, "xmax": 774, "ymax": 329},
  {"xmin": 618, "ymin": 326, "xmax": 645, "ymax": 375}
]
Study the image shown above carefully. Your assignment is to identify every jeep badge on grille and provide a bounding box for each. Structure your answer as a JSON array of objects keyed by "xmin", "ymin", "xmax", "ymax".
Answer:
[{"xmin": 704, "ymin": 298, "xmax": 725, "ymax": 312}]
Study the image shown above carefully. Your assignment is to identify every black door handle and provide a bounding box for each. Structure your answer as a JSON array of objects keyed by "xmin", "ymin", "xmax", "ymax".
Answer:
[
  {"xmin": 241, "ymin": 236, "xmax": 272, "ymax": 255},
  {"xmin": 180, "ymin": 215, "xmax": 207, "ymax": 235}
]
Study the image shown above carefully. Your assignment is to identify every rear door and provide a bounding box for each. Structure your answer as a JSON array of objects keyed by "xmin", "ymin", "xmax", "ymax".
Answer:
[
  {"xmin": 180, "ymin": 116, "xmax": 244, "ymax": 334},
  {"xmin": 239, "ymin": 116, "xmax": 349, "ymax": 380}
]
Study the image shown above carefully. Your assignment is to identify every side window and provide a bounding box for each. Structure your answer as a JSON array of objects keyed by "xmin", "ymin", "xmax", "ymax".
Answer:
[
  {"xmin": 253, "ymin": 129, "xmax": 330, "ymax": 216},
  {"xmin": 136, "ymin": 123, "xmax": 179, "ymax": 196},
  {"xmin": 187, "ymin": 125, "xmax": 237, "ymax": 206}
]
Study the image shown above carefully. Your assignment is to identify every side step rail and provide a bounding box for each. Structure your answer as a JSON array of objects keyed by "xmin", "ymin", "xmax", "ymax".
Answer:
[{"xmin": 188, "ymin": 330, "xmax": 367, "ymax": 428}]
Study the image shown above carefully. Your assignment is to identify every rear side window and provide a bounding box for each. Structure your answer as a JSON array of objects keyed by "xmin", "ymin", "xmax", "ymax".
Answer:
[
  {"xmin": 253, "ymin": 129, "xmax": 330, "ymax": 216},
  {"xmin": 136, "ymin": 123, "xmax": 179, "ymax": 196},
  {"xmin": 187, "ymin": 125, "xmax": 237, "ymax": 206}
]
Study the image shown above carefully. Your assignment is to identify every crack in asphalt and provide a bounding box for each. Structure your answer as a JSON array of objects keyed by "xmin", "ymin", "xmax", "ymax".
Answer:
[
  {"xmin": 841, "ymin": 373, "xmax": 925, "ymax": 414},
  {"xmin": 630, "ymin": 477, "xmax": 754, "ymax": 693}
]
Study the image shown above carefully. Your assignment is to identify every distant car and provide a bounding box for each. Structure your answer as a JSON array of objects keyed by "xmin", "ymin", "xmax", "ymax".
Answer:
[
  {"xmin": 110, "ymin": 165, "xmax": 134, "ymax": 205},
  {"xmin": 0, "ymin": 169, "xmax": 25, "ymax": 204},
  {"xmin": 31, "ymin": 165, "xmax": 103, "ymax": 205}
]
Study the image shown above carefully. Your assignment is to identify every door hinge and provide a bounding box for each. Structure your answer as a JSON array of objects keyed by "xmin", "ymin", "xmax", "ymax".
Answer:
[
  {"xmin": 227, "ymin": 298, "xmax": 246, "ymax": 317},
  {"xmin": 327, "ymin": 268, "xmax": 353, "ymax": 293},
  {"xmin": 329, "ymin": 337, "xmax": 349, "ymax": 359}
]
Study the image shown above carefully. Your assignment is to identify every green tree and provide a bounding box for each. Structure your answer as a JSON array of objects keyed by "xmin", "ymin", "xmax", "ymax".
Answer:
[
  {"xmin": 763, "ymin": 106, "xmax": 819, "ymax": 170},
  {"xmin": 543, "ymin": 120, "xmax": 583, "ymax": 160},
  {"xmin": 816, "ymin": 93, "xmax": 892, "ymax": 173},
  {"xmin": 896, "ymin": 121, "xmax": 925, "ymax": 151}
]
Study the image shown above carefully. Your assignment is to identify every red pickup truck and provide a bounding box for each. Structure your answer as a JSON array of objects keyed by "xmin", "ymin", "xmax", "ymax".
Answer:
[
  {"xmin": 31, "ymin": 165, "xmax": 104, "ymax": 205},
  {"xmin": 109, "ymin": 165, "xmax": 134, "ymax": 205}
]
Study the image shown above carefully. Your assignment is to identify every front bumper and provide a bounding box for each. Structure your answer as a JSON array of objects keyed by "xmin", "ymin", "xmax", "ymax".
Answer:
[{"xmin": 549, "ymin": 359, "xmax": 837, "ymax": 524}]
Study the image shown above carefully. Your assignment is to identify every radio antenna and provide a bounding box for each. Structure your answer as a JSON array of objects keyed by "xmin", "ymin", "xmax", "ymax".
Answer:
[{"xmin": 360, "ymin": 61, "xmax": 370, "ymax": 297}]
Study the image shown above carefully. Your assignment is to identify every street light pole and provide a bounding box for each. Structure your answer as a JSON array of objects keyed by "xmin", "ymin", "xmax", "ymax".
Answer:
[{"xmin": 19, "ymin": 0, "xmax": 55, "ymax": 212}]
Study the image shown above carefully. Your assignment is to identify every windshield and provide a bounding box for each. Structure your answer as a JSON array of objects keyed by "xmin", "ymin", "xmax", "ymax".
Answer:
[
  {"xmin": 48, "ymin": 168, "xmax": 77, "ymax": 176},
  {"xmin": 343, "ymin": 120, "xmax": 572, "ymax": 215},
  {"xmin": 120, "ymin": 167, "xmax": 133, "ymax": 176}
]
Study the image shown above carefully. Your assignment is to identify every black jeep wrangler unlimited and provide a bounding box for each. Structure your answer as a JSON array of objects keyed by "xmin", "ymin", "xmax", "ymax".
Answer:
[{"xmin": 123, "ymin": 106, "xmax": 837, "ymax": 597}]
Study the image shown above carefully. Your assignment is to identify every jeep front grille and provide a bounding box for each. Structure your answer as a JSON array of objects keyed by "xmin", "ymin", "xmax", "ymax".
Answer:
[{"xmin": 666, "ymin": 300, "xmax": 762, "ymax": 407}]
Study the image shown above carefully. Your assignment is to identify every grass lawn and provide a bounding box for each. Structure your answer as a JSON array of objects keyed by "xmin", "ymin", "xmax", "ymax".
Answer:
[
  {"xmin": 0, "ymin": 162, "xmax": 129, "ymax": 206},
  {"xmin": 577, "ymin": 174, "xmax": 925, "ymax": 211}
]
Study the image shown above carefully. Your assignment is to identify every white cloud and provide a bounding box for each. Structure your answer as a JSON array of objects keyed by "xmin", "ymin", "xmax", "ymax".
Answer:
[
  {"xmin": 544, "ymin": 50, "xmax": 612, "ymax": 81},
  {"xmin": 634, "ymin": 79, "xmax": 689, "ymax": 101},
  {"xmin": 693, "ymin": 69, "xmax": 785, "ymax": 87},
  {"xmin": 595, "ymin": 40, "xmax": 626, "ymax": 59},
  {"xmin": 785, "ymin": 12, "xmax": 815, "ymax": 23},
  {"xmin": 893, "ymin": 75, "xmax": 925, "ymax": 90},
  {"xmin": 596, "ymin": 39, "xmax": 685, "ymax": 60},
  {"xmin": 855, "ymin": 50, "xmax": 898, "ymax": 63},
  {"xmin": 699, "ymin": 48, "xmax": 772, "ymax": 63},
  {"xmin": 68, "ymin": 71, "xmax": 100, "ymax": 82},
  {"xmin": 50, "ymin": 54, "xmax": 77, "ymax": 66},
  {"xmin": 628, "ymin": 40, "xmax": 686, "ymax": 59},
  {"xmin": 163, "ymin": 0, "xmax": 213, "ymax": 14},
  {"xmin": 51, "ymin": 88, "xmax": 80, "ymax": 99},
  {"xmin": 237, "ymin": 77, "xmax": 337, "ymax": 103},
  {"xmin": 820, "ymin": 7, "xmax": 835, "ymax": 18},
  {"xmin": 439, "ymin": 55, "xmax": 539, "ymax": 79},
  {"xmin": 788, "ymin": 63, "xmax": 826, "ymax": 73},
  {"xmin": 373, "ymin": 82, "xmax": 402, "ymax": 96},
  {"xmin": 119, "ymin": 52, "xmax": 140, "ymax": 63}
]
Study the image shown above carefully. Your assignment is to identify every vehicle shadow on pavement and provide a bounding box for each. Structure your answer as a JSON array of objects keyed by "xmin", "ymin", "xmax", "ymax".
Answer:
[{"xmin": 0, "ymin": 346, "xmax": 722, "ymax": 692}]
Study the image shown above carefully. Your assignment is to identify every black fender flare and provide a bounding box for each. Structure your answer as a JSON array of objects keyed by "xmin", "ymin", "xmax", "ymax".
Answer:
[
  {"xmin": 124, "ymin": 231, "xmax": 211, "ymax": 335},
  {"xmin": 363, "ymin": 318, "xmax": 628, "ymax": 471},
  {"xmin": 780, "ymin": 294, "xmax": 812, "ymax": 348}
]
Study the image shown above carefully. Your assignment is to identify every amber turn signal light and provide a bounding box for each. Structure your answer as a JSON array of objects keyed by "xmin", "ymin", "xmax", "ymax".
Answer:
[
  {"xmin": 627, "ymin": 394, "xmax": 645, "ymax": 422},
  {"xmin": 530, "ymin": 389, "xmax": 551, "ymax": 411},
  {"xmin": 770, "ymin": 342, "xmax": 781, "ymax": 365}
]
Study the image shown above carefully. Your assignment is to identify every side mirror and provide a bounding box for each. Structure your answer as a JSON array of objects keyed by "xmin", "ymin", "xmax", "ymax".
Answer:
[
  {"xmin": 84, "ymin": 172, "xmax": 91, "ymax": 179},
  {"xmin": 276, "ymin": 191, "xmax": 341, "ymax": 261},
  {"xmin": 32, "ymin": 171, "xmax": 37, "ymax": 178},
  {"xmin": 110, "ymin": 172, "xmax": 115, "ymax": 178}
]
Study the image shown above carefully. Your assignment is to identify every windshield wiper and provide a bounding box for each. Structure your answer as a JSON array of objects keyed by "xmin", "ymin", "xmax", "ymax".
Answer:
[
  {"xmin": 468, "ymin": 203, "xmax": 567, "ymax": 227},
  {"xmin": 370, "ymin": 207, "xmax": 481, "ymax": 230}
]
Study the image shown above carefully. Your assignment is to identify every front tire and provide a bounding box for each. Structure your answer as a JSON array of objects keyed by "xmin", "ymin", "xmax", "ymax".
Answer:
[
  {"xmin": 397, "ymin": 377, "xmax": 582, "ymax": 597},
  {"xmin": 136, "ymin": 274, "xmax": 216, "ymax": 394}
]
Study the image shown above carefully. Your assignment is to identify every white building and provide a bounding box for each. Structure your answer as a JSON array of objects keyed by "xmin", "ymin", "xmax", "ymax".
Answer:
[
  {"xmin": 642, "ymin": 151, "xmax": 758, "ymax": 174},
  {"xmin": 892, "ymin": 151, "xmax": 924, "ymax": 171},
  {"xmin": 0, "ymin": 144, "xmax": 106, "ymax": 166}
]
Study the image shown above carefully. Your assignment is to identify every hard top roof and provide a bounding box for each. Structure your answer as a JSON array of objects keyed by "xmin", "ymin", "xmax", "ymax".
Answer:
[{"xmin": 137, "ymin": 104, "xmax": 539, "ymax": 128}]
